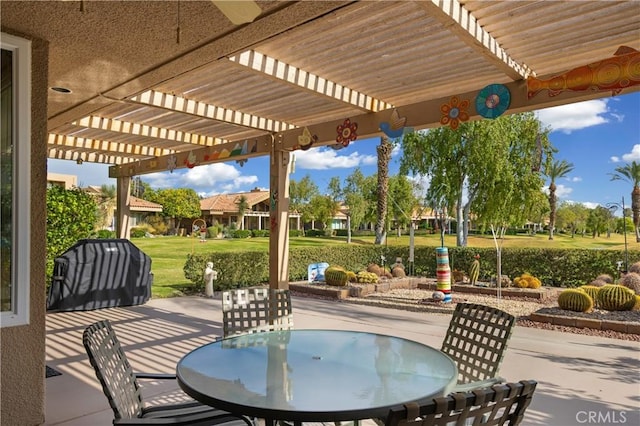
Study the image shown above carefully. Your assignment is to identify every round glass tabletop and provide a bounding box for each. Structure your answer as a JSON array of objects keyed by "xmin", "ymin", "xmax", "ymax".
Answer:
[{"xmin": 177, "ymin": 329, "xmax": 458, "ymax": 422}]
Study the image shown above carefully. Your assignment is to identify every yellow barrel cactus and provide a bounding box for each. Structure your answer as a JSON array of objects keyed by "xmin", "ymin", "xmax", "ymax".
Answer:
[{"xmin": 513, "ymin": 273, "xmax": 542, "ymax": 289}]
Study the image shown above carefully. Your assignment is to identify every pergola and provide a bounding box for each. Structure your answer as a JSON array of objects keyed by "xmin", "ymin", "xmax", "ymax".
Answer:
[{"xmin": 3, "ymin": 0, "xmax": 639, "ymax": 289}]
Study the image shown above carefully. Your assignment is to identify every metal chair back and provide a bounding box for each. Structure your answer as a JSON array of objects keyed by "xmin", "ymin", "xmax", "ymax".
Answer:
[
  {"xmin": 222, "ymin": 288, "xmax": 293, "ymax": 337},
  {"xmin": 83, "ymin": 319, "xmax": 143, "ymax": 420},
  {"xmin": 441, "ymin": 303, "xmax": 516, "ymax": 386},
  {"xmin": 385, "ymin": 380, "xmax": 537, "ymax": 426}
]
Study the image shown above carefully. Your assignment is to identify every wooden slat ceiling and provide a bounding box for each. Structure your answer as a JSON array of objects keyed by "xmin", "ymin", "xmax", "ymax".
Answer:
[{"xmin": 2, "ymin": 0, "xmax": 639, "ymax": 175}]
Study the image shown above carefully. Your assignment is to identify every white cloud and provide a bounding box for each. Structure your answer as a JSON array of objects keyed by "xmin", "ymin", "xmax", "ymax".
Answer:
[
  {"xmin": 611, "ymin": 156, "xmax": 621, "ymax": 163},
  {"xmin": 391, "ymin": 144, "xmax": 402, "ymax": 157},
  {"xmin": 621, "ymin": 144, "xmax": 640, "ymax": 162},
  {"xmin": 542, "ymin": 184, "xmax": 573, "ymax": 198},
  {"xmin": 535, "ymin": 99, "xmax": 609, "ymax": 134},
  {"xmin": 143, "ymin": 163, "xmax": 258, "ymax": 194},
  {"xmin": 568, "ymin": 176, "xmax": 582, "ymax": 183},
  {"xmin": 294, "ymin": 147, "xmax": 377, "ymax": 170},
  {"xmin": 581, "ymin": 201, "xmax": 600, "ymax": 209}
]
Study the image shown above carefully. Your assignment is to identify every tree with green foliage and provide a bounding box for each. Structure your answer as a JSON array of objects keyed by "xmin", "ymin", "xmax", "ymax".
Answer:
[
  {"xmin": 587, "ymin": 205, "xmax": 613, "ymax": 238},
  {"xmin": 343, "ymin": 169, "xmax": 367, "ymax": 243},
  {"xmin": 46, "ymin": 185, "xmax": 98, "ymax": 279},
  {"xmin": 145, "ymin": 188, "xmax": 201, "ymax": 234},
  {"xmin": 235, "ymin": 195, "xmax": 249, "ymax": 230},
  {"xmin": 388, "ymin": 175, "xmax": 418, "ymax": 237},
  {"xmin": 400, "ymin": 112, "xmax": 552, "ymax": 247},
  {"xmin": 556, "ymin": 201, "xmax": 590, "ymax": 237},
  {"xmin": 544, "ymin": 159, "xmax": 574, "ymax": 240},
  {"xmin": 289, "ymin": 174, "xmax": 320, "ymax": 228},
  {"xmin": 609, "ymin": 161, "xmax": 640, "ymax": 242},
  {"xmin": 375, "ymin": 136, "xmax": 393, "ymax": 245},
  {"xmin": 308, "ymin": 194, "xmax": 338, "ymax": 230}
]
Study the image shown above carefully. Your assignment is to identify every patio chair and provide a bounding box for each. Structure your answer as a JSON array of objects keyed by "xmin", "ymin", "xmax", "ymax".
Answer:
[
  {"xmin": 83, "ymin": 319, "xmax": 255, "ymax": 426},
  {"xmin": 384, "ymin": 380, "xmax": 538, "ymax": 426},
  {"xmin": 222, "ymin": 288, "xmax": 293, "ymax": 338},
  {"xmin": 441, "ymin": 303, "xmax": 516, "ymax": 393}
]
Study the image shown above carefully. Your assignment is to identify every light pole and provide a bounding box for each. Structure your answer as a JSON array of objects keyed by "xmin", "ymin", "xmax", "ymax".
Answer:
[{"xmin": 607, "ymin": 197, "xmax": 629, "ymax": 273}]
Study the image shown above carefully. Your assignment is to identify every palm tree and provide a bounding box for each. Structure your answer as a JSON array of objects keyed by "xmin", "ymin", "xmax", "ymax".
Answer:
[
  {"xmin": 544, "ymin": 160, "xmax": 574, "ymax": 240},
  {"xmin": 96, "ymin": 184, "xmax": 116, "ymax": 230},
  {"xmin": 375, "ymin": 136, "xmax": 392, "ymax": 245},
  {"xmin": 235, "ymin": 195, "xmax": 249, "ymax": 230},
  {"xmin": 609, "ymin": 161, "xmax": 640, "ymax": 242}
]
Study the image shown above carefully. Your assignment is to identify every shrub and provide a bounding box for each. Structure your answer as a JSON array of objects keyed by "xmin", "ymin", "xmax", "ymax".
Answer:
[
  {"xmin": 251, "ymin": 229, "xmax": 269, "ymax": 238},
  {"xmin": 620, "ymin": 272, "xmax": 640, "ymax": 295},
  {"xmin": 145, "ymin": 214, "xmax": 168, "ymax": 235},
  {"xmin": 289, "ymin": 229, "xmax": 304, "ymax": 237},
  {"xmin": 96, "ymin": 229, "xmax": 115, "ymax": 239},
  {"xmin": 130, "ymin": 227, "xmax": 147, "ymax": 238},
  {"xmin": 558, "ymin": 289, "xmax": 593, "ymax": 312},
  {"xmin": 229, "ymin": 229, "xmax": 251, "ymax": 239},
  {"xmin": 596, "ymin": 285, "xmax": 636, "ymax": 311}
]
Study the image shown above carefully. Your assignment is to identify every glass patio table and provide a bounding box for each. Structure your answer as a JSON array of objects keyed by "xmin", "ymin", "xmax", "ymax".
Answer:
[{"xmin": 176, "ymin": 329, "xmax": 458, "ymax": 425}]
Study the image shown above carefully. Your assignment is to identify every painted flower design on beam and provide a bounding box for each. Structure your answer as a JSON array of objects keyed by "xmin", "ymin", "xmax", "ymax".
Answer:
[
  {"xmin": 440, "ymin": 96, "xmax": 470, "ymax": 130},
  {"xmin": 336, "ymin": 118, "xmax": 358, "ymax": 147}
]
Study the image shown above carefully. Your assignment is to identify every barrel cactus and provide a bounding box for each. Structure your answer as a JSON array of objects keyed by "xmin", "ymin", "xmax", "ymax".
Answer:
[
  {"xmin": 588, "ymin": 279, "xmax": 608, "ymax": 288},
  {"xmin": 620, "ymin": 272, "xmax": 640, "ymax": 295},
  {"xmin": 558, "ymin": 289, "xmax": 593, "ymax": 313},
  {"xmin": 346, "ymin": 270, "xmax": 357, "ymax": 283},
  {"xmin": 595, "ymin": 274, "xmax": 614, "ymax": 284},
  {"xmin": 628, "ymin": 261, "xmax": 640, "ymax": 274},
  {"xmin": 633, "ymin": 295, "xmax": 640, "ymax": 311},
  {"xmin": 366, "ymin": 263, "xmax": 383, "ymax": 277},
  {"xmin": 469, "ymin": 255, "xmax": 480, "ymax": 285},
  {"xmin": 514, "ymin": 273, "xmax": 541, "ymax": 289},
  {"xmin": 596, "ymin": 285, "xmax": 636, "ymax": 311},
  {"xmin": 325, "ymin": 266, "xmax": 348, "ymax": 287},
  {"xmin": 392, "ymin": 266, "xmax": 406, "ymax": 278},
  {"xmin": 579, "ymin": 285, "xmax": 601, "ymax": 308},
  {"xmin": 357, "ymin": 271, "xmax": 379, "ymax": 283}
]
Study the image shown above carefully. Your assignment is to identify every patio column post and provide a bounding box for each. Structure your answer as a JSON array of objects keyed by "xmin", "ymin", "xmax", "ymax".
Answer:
[
  {"xmin": 269, "ymin": 149, "xmax": 291, "ymax": 289},
  {"xmin": 116, "ymin": 176, "xmax": 131, "ymax": 239}
]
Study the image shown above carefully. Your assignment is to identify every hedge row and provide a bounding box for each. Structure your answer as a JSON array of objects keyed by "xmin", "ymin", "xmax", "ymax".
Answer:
[{"xmin": 183, "ymin": 246, "xmax": 640, "ymax": 291}]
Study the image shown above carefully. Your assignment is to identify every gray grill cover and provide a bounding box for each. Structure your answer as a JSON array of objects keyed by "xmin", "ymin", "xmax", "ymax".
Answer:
[{"xmin": 47, "ymin": 239, "xmax": 153, "ymax": 312}]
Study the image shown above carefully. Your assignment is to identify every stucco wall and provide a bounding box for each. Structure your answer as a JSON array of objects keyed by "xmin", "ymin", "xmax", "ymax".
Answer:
[{"xmin": 0, "ymin": 31, "xmax": 48, "ymax": 426}]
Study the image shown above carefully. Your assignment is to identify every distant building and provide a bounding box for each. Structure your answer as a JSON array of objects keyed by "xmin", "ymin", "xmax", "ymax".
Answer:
[
  {"xmin": 200, "ymin": 187, "xmax": 302, "ymax": 231},
  {"xmin": 47, "ymin": 172, "xmax": 77, "ymax": 189}
]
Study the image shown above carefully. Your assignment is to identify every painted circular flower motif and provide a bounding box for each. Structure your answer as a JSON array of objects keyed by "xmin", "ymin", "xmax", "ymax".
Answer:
[
  {"xmin": 440, "ymin": 96, "xmax": 470, "ymax": 130},
  {"xmin": 336, "ymin": 118, "xmax": 358, "ymax": 147}
]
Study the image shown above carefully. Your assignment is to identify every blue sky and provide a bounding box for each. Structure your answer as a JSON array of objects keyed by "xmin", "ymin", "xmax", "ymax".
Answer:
[{"xmin": 49, "ymin": 91, "xmax": 640, "ymax": 208}]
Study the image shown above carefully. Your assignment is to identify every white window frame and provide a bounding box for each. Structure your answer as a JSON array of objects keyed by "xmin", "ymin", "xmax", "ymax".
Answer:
[{"xmin": 1, "ymin": 32, "xmax": 31, "ymax": 327}]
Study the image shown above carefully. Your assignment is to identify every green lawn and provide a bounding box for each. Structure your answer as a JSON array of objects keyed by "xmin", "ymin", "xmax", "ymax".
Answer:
[{"xmin": 135, "ymin": 232, "xmax": 636, "ymax": 298}]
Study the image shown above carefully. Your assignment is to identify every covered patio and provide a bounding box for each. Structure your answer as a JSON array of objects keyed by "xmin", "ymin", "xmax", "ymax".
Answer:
[
  {"xmin": 45, "ymin": 295, "xmax": 639, "ymax": 426},
  {"xmin": 1, "ymin": 1, "xmax": 639, "ymax": 424}
]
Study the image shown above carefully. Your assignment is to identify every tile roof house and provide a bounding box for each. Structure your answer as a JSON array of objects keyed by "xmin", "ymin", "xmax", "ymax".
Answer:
[{"xmin": 200, "ymin": 188, "xmax": 301, "ymax": 231}]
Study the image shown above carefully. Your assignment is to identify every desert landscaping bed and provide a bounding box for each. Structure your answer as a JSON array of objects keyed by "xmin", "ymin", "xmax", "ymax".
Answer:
[{"xmin": 289, "ymin": 279, "xmax": 640, "ymax": 341}]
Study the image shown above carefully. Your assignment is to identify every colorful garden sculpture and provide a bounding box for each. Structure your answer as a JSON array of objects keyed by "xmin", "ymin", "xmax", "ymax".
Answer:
[{"xmin": 436, "ymin": 247, "xmax": 452, "ymax": 303}]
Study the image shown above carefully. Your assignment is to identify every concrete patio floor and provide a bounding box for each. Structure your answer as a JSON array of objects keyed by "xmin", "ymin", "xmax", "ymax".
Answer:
[{"xmin": 45, "ymin": 295, "xmax": 640, "ymax": 426}]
